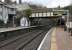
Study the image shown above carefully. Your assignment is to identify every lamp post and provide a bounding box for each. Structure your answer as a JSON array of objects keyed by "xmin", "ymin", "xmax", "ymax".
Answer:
[
  {"xmin": 66, "ymin": 10, "xmax": 69, "ymax": 32},
  {"xmin": 13, "ymin": 6, "xmax": 16, "ymax": 27},
  {"xmin": 2, "ymin": 4, "xmax": 4, "ymax": 27}
]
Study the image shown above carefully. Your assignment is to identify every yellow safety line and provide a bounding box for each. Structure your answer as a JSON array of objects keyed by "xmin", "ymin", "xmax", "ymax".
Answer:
[{"xmin": 51, "ymin": 28, "xmax": 57, "ymax": 50}]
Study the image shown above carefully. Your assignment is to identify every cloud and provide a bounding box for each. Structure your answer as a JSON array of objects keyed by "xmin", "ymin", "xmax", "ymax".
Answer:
[
  {"xmin": 46, "ymin": 0, "xmax": 71, "ymax": 8},
  {"xmin": 15, "ymin": 0, "xmax": 71, "ymax": 8}
]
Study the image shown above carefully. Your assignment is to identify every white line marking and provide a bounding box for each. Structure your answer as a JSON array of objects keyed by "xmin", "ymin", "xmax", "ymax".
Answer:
[{"xmin": 37, "ymin": 28, "xmax": 54, "ymax": 50}]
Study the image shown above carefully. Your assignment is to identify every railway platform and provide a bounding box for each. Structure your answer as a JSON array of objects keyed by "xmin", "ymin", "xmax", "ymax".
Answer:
[
  {"xmin": 0, "ymin": 26, "xmax": 72, "ymax": 50},
  {"xmin": 0, "ymin": 25, "xmax": 50, "ymax": 50},
  {"xmin": 38, "ymin": 27, "xmax": 72, "ymax": 50}
]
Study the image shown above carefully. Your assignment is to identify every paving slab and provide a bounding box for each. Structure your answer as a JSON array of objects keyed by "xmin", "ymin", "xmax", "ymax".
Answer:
[{"xmin": 53, "ymin": 27, "xmax": 72, "ymax": 50}]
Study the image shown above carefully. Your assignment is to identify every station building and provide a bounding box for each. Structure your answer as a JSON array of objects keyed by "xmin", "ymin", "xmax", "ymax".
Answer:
[{"xmin": 0, "ymin": 1, "xmax": 16, "ymax": 24}]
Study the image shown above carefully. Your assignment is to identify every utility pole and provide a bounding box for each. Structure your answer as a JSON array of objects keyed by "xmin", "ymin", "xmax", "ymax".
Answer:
[
  {"xmin": 4, "ymin": 0, "xmax": 16, "ymax": 4},
  {"xmin": 19, "ymin": 0, "xmax": 22, "ymax": 4},
  {"xmin": 4, "ymin": 0, "xmax": 11, "ymax": 3}
]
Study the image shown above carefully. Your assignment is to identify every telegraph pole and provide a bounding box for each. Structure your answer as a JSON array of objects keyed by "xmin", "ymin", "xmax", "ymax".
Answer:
[{"xmin": 19, "ymin": 0, "xmax": 22, "ymax": 4}]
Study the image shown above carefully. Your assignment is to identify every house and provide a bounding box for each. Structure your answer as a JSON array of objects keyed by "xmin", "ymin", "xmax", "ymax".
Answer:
[{"xmin": 0, "ymin": 1, "xmax": 16, "ymax": 24}]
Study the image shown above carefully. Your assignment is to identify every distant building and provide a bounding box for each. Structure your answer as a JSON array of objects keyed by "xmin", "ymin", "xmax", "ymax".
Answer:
[{"xmin": 29, "ymin": 3, "xmax": 47, "ymax": 9}]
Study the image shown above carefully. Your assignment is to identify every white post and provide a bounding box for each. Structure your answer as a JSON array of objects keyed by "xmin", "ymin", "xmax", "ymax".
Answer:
[
  {"xmin": 2, "ymin": 5, "xmax": 4, "ymax": 27},
  {"xmin": 66, "ymin": 10, "xmax": 69, "ymax": 32},
  {"xmin": 67, "ymin": 10, "xmax": 69, "ymax": 22},
  {"xmin": 13, "ymin": 16, "xmax": 15, "ymax": 27}
]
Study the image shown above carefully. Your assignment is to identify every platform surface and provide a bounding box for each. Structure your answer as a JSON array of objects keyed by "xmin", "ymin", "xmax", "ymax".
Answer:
[
  {"xmin": 38, "ymin": 27, "xmax": 72, "ymax": 50},
  {"xmin": 0, "ymin": 26, "xmax": 40, "ymax": 33}
]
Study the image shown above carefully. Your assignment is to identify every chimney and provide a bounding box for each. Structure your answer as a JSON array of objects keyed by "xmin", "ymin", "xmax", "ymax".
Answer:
[{"xmin": 19, "ymin": 0, "xmax": 22, "ymax": 4}]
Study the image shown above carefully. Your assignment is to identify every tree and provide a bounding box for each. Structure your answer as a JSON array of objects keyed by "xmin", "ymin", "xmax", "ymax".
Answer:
[
  {"xmin": 23, "ymin": 9, "xmax": 32, "ymax": 17},
  {"xmin": 63, "ymin": 5, "xmax": 72, "ymax": 14}
]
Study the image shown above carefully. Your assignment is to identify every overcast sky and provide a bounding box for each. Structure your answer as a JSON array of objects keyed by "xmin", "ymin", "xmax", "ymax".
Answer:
[{"xmin": 2, "ymin": 0, "xmax": 72, "ymax": 8}]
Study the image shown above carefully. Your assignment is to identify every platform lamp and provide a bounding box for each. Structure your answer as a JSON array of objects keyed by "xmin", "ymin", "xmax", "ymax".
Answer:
[
  {"xmin": 66, "ymin": 10, "xmax": 69, "ymax": 32},
  {"xmin": 13, "ymin": 4, "xmax": 16, "ymax": 27}
]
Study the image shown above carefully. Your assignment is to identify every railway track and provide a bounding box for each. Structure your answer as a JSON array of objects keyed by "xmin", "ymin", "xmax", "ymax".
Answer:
[
  {"xmin": 0, "ymin": 26, "xmax": 50, "ymax": 50},
  {"xmin": 0, "ymin": 29, "xmax": 39, "ymax": 48},
  {"xmin": 20, "ymin": 30, "xmax": 47, "ymax": 50}
]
